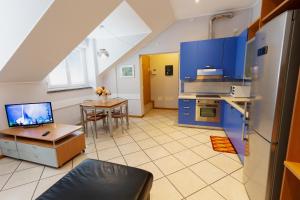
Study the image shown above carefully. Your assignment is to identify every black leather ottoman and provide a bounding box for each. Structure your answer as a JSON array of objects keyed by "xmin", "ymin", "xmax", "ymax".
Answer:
[{"xmin": 37, "ymin": 159, "xmax": 153, "ymax": 200}]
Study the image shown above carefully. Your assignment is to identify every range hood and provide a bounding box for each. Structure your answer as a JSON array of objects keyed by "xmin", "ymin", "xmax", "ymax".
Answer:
[{"xmin": 197, "ymin": 67, "xmax": 223, "ymax": 80}]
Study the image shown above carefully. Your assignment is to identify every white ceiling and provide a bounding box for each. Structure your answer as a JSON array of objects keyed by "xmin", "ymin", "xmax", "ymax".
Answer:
[
  {"xmin": 170, "ymin": 0, "xmax": 258, "ymax": 19},
  {"xmin": 88, "ymin": 1, "xmax": 151, "ymax": 39}
]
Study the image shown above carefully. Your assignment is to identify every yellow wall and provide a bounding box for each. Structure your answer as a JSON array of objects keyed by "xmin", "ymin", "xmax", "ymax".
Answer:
[{"xmin": 149, "ymin": 53, "xmax": 179, "ymax": 108}]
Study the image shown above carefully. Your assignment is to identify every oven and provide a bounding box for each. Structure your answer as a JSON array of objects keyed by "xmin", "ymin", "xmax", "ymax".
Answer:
[{"xmin": 195, "ymin": 99, "xmax": 220, "ymax": 123}]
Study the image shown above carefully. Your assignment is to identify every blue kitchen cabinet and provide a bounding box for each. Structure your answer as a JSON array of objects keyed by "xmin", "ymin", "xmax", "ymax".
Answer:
[
  {"xmin": 196, "ymin": 38, "xmax": 224, "ymax": 69},
  {"xmin": 235, "ymin": 29, "xmax": 248, "ymax": 79},
  {"xmin": 180, "ymin": 42, "xmax": 198, "ymax": 81},
  {"xmin": 223, "ymin": 37, "xmax": 237, "ymax": 78},
  {"xmin": 178, "ymin": 99, "xmax": 196, "ymax": 125},
  {"xmin": 222, "ymin": 101, "xmax": 246, "ymax": 163}
]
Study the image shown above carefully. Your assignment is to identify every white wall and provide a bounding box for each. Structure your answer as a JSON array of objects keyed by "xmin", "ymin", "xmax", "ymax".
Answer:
[
  {"xmin": 0, "ymin": 0, "xmax": 54, "ymax": 71},
  {"xmin": 99, "ymin": 8, "xmax": 253, "ymax": 115}
]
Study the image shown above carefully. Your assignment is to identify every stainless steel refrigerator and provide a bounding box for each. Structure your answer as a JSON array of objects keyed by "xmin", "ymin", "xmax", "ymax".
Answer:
[{"xmin": 244, "ymin": 10, "xmax": 300, "ymax": 200}]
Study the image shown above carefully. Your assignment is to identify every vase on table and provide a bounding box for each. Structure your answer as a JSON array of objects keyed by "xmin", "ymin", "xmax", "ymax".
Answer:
[{"xmin": 101, "ymin": 95, "xmax": 108, "ymax": 102}]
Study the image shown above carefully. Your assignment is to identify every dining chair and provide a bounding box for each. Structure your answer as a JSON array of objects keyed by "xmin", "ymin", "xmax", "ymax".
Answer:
[
  {"xmin": 112, "ymin": 104, "xmax": 127, "ymax": 134},
  {"xmin": 82, "ymin": 106, "xmax": 107, "ymax": 138}
]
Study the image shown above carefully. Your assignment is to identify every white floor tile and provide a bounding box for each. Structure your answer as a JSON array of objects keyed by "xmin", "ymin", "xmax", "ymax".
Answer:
[
  {"xmin": 118, "ymin": 142, "xmax": 141, "ymax": 155},
  {"xmin": 153, "ymin": 135, "xmax": 174, "ymax": 144},
  {"xmin": 174, "ymin": 149, "xmax": 203, "ymax": 166},
  {"xmin": 107, "ymin": 156, "xmax": 127, "ymax": 166},
  {"xmin": 4, "ymin": 166, "xmax": 43, "ymax": 189},
  {"xmin": 230, "ymin": 168, "xmax": 245, "ymax": 183},
  {"xmin": 211, "ymin": 176, "xmax": 249, "ymax": 200},
  {"xmin": 178, "ymin": 137, "xmax": 201, "ymax": 148},
  {"xmin": 192, "ymin": 134, "xmax": 211, "ymax": 143},
  {"xmin": 154, "ymin": 156, "xmax": 185, "ymax": 175},
  {"xmin": 72, "ymin": 152, "xmax": 98, "ymax": 167},
  {"xmin": 163, "ymin": 141, "xmax": 186, "ymax": 154},
  {"xmin": 41, "ymin": 161, "xmax": 72, "ymax": 179},
  {"xmin": 168, "ymin": 168, "xmax": 206, "ymax": 197},
  {"xmin": 95, "ymin": 139, "xmax": 116, "ymax": 150},
  {"xmin": 130, "ymin": 132, "xmax": 150, "ymax": 141},
  {"xmin": 150, "ymin": 177, "xmax": 183, "ymax": 200},
  {"xmin": 166, "ymin": 131, "xmax": 188, "ymax": 140},
  {"xmin": 98, "ymin": 147, "xmax": 121, "ymax": 161},
  {"xmin": 114, "ymin": 135, "xmax": 134, "ymax": 145},
  {"xmin": 144, "ymin": 146, "xmax": 170, "ymax": 160},
  {"xmin": 208, "ymin": 154, "xmax": 242, "ymax": 174},
  {"xmin": 190, "ymin": 161, "xmax": 226, "ymax": 184},
  {"xmin": 186, "ymin": 186, "xmax": 225, "ymax": 200},
  {"xmin": 191, "ymin": 144, "xmax": 219, "ymax": 159},
  {"xmin": 0, "ymin": 160, "xmax": 20, "ymax": 176},
  {"xmin": 137, "ymin": 138, "xmax": 159, "ymax": 150},
  {"xmin": 16, "ymin": 161, "xmax": 40, "ymax": 172},
  {"xmin": 0, "ymin": 181, "xmax": 37, "ymax": 200},
  {"xmin": 137, "ymin": 162, "xmax": 163, "ymax": 180},
  {"xmin": 123, "ymin": 151, "xmax": 150, "ymax": 167},
  {"xmin": 0, "ymin": 174, "xmax": 11, "ymax": 190},
  {"xmin": 33, "ymin": 173, "xmax": 65, "ymax": 199}
]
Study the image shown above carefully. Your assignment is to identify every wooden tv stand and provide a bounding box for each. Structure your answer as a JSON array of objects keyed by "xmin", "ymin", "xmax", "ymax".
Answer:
[{"xmin": 0, "ymin": 124, "xmax": 85, "ymax": 168}]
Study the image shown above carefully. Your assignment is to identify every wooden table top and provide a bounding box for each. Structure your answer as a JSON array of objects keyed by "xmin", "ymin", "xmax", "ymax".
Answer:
[
  {"xmin": 0, "ymin": 123, "xmax": 82, "ymax": 142},
  {"xmin": 80, "ymin": 98, "xmax": 128, "ymax": 108}
]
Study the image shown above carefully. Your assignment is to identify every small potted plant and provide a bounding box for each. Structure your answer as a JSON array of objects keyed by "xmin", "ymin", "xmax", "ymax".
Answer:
[{"xmin": 96, "ymin": 86, "xmax": 111, "ymax": 101}]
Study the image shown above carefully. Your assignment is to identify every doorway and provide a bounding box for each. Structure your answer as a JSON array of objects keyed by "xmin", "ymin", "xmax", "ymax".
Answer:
[{"xmin": 140, "ymin": 53, "xmax": 179, "ymax": 114}]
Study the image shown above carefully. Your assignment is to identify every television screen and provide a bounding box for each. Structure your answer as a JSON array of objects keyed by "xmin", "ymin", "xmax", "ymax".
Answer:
[{"xmin": 5, "ymin": 102, "xmax": 54, "ymax": 127}]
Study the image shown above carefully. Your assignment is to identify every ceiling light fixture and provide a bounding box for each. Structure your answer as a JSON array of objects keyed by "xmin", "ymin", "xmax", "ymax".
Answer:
[
  {"xmin": 195, "ymin": 0, "xmax": 200, "ymax": 3},
  {"xmin": 97, "ymin": 49, "xmax": 109, "ymax": 60}
]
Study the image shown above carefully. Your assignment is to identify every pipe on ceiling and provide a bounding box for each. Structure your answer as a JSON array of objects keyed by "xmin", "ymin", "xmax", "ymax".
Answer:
[{"xmin": 209, "ymin": 12, "xmax": 234, "ymax": 39}]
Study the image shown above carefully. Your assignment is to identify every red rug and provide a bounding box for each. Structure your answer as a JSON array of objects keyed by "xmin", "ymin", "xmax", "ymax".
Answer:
[{"xmin": 210, "ymin": 136, "xmax": 237, "ymax": 154}]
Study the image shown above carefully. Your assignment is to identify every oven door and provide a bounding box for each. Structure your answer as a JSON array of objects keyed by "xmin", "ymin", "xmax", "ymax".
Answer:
[{"xmin": 195, "ymin": 104, "xmax": 220, "ymax": 123}]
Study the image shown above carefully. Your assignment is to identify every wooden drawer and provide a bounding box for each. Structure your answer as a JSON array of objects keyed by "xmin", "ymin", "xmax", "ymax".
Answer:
[
  {"xmin": 0, "ymin": 139, "xmax": 17, "ymax": 150},
  {"xmin": 17, "ymin": 143, "xmax": 58, "ymax": 167}
]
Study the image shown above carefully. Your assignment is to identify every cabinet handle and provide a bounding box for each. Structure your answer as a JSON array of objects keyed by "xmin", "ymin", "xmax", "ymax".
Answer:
[
  {"xmin": 185, "ymin": 76, "xmax": 191, "ymax": 79},
  {"xmin": 183, "ymin": 107, "xmax": 190, "ymax": 109},
  {"xmin": 183, "ymin": 113, "xmax": 190, "ymax": 116},
  {"xmin": 183, "ymin": 100, "xmax": 190, "ymax": 102}
]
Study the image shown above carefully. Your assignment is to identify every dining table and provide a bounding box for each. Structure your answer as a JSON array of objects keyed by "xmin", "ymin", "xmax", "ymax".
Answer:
[{"xmin": 80, "ymin": 98, "xmax": 129, "ymax": 136}]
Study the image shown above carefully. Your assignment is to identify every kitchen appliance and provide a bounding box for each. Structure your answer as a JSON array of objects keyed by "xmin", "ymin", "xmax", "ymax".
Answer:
[
  {"xmin": 230, "ymin": 85, "xmax": 251, "ymax": 98},
  {"xmin": 244, "ymin": 10, "xmax": 300, "ymax": 200},
  {"xmin": 196, "ymin": 67, "xmax": 223, "ymax": 80},
  {"xmin": 195, "ymin": 98, "xmax": 220, "ymax": 122}
]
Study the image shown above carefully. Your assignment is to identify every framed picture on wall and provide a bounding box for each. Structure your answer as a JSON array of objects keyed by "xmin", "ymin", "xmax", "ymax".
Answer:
[{"xmin": 120, "ymin": 65, "xmax": 135, "ymax": 78}]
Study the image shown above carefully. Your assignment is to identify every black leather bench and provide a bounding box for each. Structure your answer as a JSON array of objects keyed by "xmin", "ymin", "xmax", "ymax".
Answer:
[{"xmin": 37, "ymin": 159, "xmax": 153, "ymax": 200}]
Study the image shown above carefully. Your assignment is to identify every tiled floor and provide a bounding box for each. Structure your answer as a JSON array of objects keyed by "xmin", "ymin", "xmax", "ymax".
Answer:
[{"xmin": 0, "ymin": 109, "xmax": 249, "ymax": 200}]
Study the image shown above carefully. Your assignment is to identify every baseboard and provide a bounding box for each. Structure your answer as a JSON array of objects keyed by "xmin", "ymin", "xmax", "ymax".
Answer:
[
  {"xmin": 178, "ymin": 123, "xmax": 223, "ymax": 130},
  {"xmin": 153, "ymin": 107, "xmax": 178, "ymax": 110},
  {"xmin": 129, "ymin": 114, "xmax": 144, "ymax": 118}
]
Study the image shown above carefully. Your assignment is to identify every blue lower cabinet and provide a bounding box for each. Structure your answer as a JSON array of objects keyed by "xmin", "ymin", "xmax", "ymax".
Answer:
[
  {"xmin": 178, "ymin": 99, "xmax": 195, "ymax": 125},
  {"xmin": 222, "ymin": 101, "xmax": 246, "ymax": 163}
]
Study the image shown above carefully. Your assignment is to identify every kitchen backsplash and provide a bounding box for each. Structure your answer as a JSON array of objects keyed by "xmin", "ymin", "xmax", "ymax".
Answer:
[{"xmin": 183, "ymin": 81, "xmax": 245, "ymax": 94}]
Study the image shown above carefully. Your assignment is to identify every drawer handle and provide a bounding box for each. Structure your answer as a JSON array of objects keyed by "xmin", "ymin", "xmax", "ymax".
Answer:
[
  {"xmin": 183, "ymin": 100, "xmax": 190, "ymax": 102},
  {"xmin": 183, "ymin": 113, "xmax": 190, "ymax": 116},
  {"xmin": 183, "ymin": 107, "xmax": 190, "ymax": 109},
  {"xmin": 185, "ymin": 76, "xmax": 191, "ymax": 79}
]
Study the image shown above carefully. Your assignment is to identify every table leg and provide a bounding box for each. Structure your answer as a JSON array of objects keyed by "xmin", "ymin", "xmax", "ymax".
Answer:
[
  {"xmin": 80, "ymin": 106, "xmax": 86, "ymax": 135},
  {"xmin": 107, "ymin": 109, "xmax": 113, "ymax": 136},
  {"xmin": 125, "ymin": 102, "xmax": 129, "ymax": 129}
]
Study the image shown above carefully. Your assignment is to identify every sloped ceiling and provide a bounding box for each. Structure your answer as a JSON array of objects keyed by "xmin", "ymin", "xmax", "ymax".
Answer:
[
  {"xmin": 0, "ymin": 0, "xmax": 122, "ymax": 82},
  {"xmin": 0, "ymin": 0, "xmax": 175, "ymax": 82},
  {"xmin": 170, "ymin": 0, "xmax": 258, "ymax": 19}
]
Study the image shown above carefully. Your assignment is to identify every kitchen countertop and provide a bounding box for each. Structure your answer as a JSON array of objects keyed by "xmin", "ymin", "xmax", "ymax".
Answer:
[{"xmin": 178, "ymin": 93, "xmax": 251, "ymax": 116}]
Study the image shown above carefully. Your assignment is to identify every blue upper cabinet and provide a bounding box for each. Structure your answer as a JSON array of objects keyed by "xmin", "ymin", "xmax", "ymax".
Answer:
[
  {"xmin": 180, "ymin": 42, "xmax": 198, "ymax": 81},
  {"xmin": 180, "ymin": 29, "xmax": 248, "ymax": 81},
  {"xmin": 235, "ymin": 29, "xmax": 248, "ymax": 79},
  {"xmin": 197, "ymin": 38, "xmax": 224, "ymax": 69},
  {"xmin": 223, "ymin": 37, "xmax": 237, "ymax": 78}
]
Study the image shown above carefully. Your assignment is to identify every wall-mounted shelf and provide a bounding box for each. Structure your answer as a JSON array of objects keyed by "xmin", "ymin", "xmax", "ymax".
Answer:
[{"xmin": 284, "ymin": 161, "xmax": 300, "ymax": 181}]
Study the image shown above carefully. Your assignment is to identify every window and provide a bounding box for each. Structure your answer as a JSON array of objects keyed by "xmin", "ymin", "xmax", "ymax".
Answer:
[{"xmin": 48, "ymin": 47, "xmax": 89, "ymax": 91}]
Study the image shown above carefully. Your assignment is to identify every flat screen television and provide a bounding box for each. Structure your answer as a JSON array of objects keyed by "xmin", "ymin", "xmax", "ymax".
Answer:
[{"xmin": 5, "ymin": 102, "xmax": 54, "ymax": 127}]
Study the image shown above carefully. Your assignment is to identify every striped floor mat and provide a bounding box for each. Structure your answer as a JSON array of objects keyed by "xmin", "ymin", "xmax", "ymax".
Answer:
[{"xmin": 210, "ymin": 136, "xmax": 237, "ymax": 154}]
